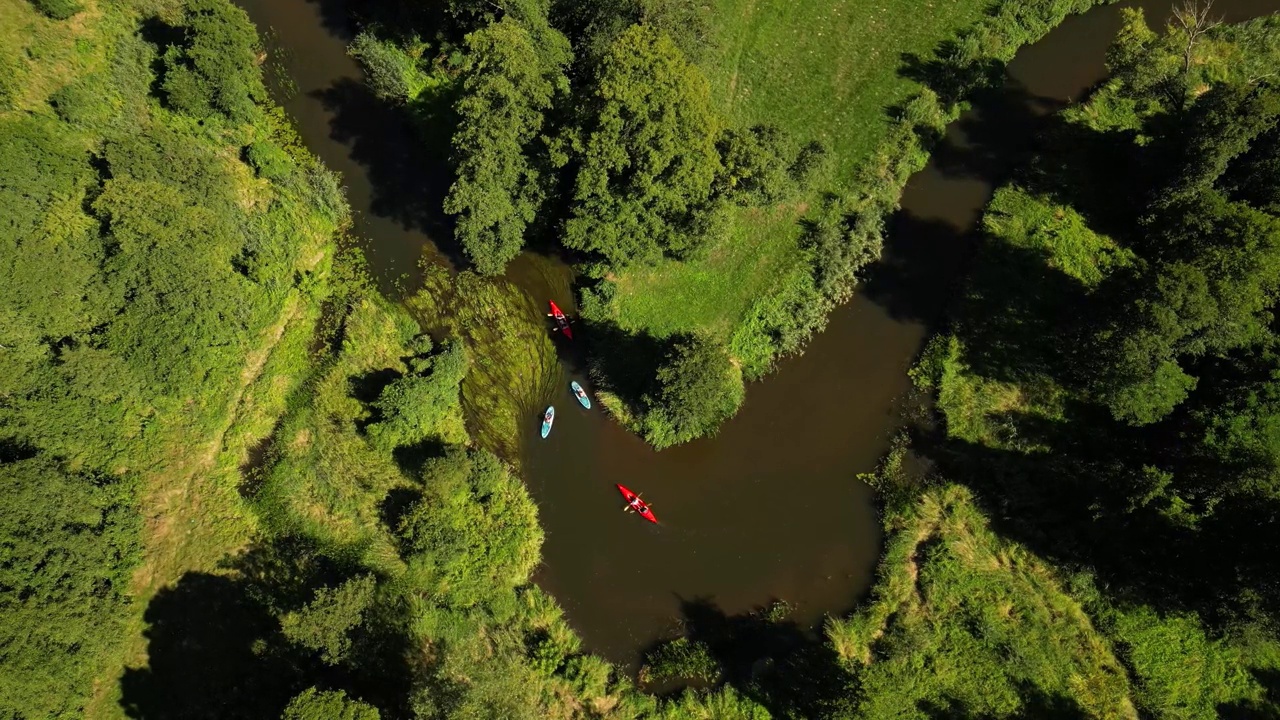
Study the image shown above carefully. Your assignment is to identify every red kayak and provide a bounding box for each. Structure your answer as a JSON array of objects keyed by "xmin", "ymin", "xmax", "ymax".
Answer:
[
  {"xmin": 549, "ymin": 300, "xmax": 573, "ymax": 340},
  {"xmin": 617, "ymin": 484, "xmax": 657, "ymax": 524}
]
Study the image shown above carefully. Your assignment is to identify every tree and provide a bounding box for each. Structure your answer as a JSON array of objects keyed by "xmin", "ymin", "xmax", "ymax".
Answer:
[
  {"xmin": 162, "ymin": 0, "xmax": 266, "ymax": 123},
  {"xmin": 1170, "ymin": 0, "xmax": 1222, "ymax": 78},
  {"xmin": 366, "ymin": 342, "xmax": 467, "ymax": 450},
  {"xmin": 282, "ymin": 687, "xmax": 380, "ymax": 720},
  {"xmin": 1223, "ymin": 125, "xmax": 1280, "ymax": 213},
  {"xmin": 1156, "ymin": 83, "xmax": 1280, "ymax": 207},
  {"xmin": 396, "ymin": 449, "xmax": 542, "ymax": 609},
  {"xmin": 443, "ymin": 18, "xmax": 571, "ymax": 275},
  {"xmin": 714, "ymin": 124, "xmax": 798, "ymax": 206},
  {"xmin": 1091, "ymin": 192, "xmax": 1280, "ymax": 424},
  {"xmin": 279, "ymin": 575, "xmax": 378, "ymax": 665},
  {"xmin": 564, "ymin": 24, "xmax": 722, "ymax": 266},
  {"xmin": 0, "ymin": 458, "xmax": 139, "ymax": 718},
  {"xmin": 643, "ymin": 334, "xmax": 744, "ymax": 448}
]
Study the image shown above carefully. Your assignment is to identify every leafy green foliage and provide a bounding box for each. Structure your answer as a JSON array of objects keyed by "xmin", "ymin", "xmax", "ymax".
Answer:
[
  {"xmin": 564, "ymin": 24, "xmax": 722, "ymax": 266},
  {"xmin": 282, "ymin": 687, "xmax": 381, "ymax": 720},
  {"xmin": 366, "ymin": 341, "xmax": 467, "ymax": 451},
  {"xmin": 1106, "ymin": 607, "xmax": 1259, "ymax": 719},
  {"xmin": 161, "ymin": 0, "xmax": 267, "ymax": 123},
  {"xmin": 640, "ymin": 638, "xmax": 722, "ymax": 684},
  {"xmin": 1223, "ymin": 125, "xmax": 1280, "ymax": 213},
  {"xmin": 443, "ymin": 18, "xmax": 571, "ymax": 275},
  {"xmin": 650, "ymin": 686, "xmax": 772, "ymax": 719},
  {"xmin": 1157, "ymin": 83, "xmax": 1280, "ymax": 206},
  {"xmin": 713, "ymin": 124, "xmax": 799, "ymax": 206},
  {"xmin": 1092, "ymin": 193, "xmax": 1280, "ymax": 425},
  {"xmin": 829, "ymin": 486, "xmax": 1137, "ymax": 719},
  {"xmin": 642, "ymin": 334, "xmax": 744, "ymax": 448},
  {"xmin": 280, "ymin": 574, "xmax": 378, "ymax": 665},
  {"xmin": 896, "ymin": 16, "xmax": 1280, "ymax": 720},
  {"xmin": 0, "ymin": 458, "xmax": 139, "ymax": 718},
  {"xmin": 29, "ymin": 0, "xmax": 81, "ymax": 20},
  {"xmin": 396, "ymin": 448, "xmax": 542, "ymax": 609},
  {"xmin": 246, "ymin": 140, "xmax": 295, "ymax": 181},
  {"xmin": 0, "ymin": 2, "xmax": 347, "ymax": 710},
  {"xmin": 348, "ymin": 32, "xmax": 422, "ymax": 103}
]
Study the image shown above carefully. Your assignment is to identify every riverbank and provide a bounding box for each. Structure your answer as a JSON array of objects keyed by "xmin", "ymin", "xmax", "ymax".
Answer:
[
  {"xmin": 839, "ymin": 3, "xmax": 1280, "ymax": 717},
  {"xmin": 602, "ymin": 0, "xmax": 1116, "ymax": 382}
]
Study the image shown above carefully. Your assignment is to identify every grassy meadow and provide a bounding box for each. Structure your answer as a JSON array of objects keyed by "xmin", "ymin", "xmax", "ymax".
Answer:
[{"xmin": 607, "ymin": 0, "xmax": 991, "ymax": 357}]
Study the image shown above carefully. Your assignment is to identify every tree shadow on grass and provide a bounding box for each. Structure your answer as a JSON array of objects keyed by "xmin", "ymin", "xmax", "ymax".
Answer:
[
  {"xmin": 658, "ymin": 596, "xmax": 856, "ymax": 720},
  {"xmin": 915, "ymin": 403, "xmax": 1280, "ymax": 624},
  {"xmin": 120, "ymin": 571, "xmax": 310, "ymax": 719},
  {"xmin": 120, "ymin": 537, "xmax": 413, "ymax": 719},
  {"xmin": 582, "ymin": 319, "xmax": 669, "ymax": 414},
  {"xmin": 918, "ymin": 681, "xmax": 1090, "ymax": 720},
  {"xmin": 1220, "ymin": 667, "xmax": 1280, "ymax": 719}
]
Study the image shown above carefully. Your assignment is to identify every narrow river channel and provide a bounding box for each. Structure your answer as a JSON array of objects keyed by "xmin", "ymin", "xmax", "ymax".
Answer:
[{"xmin": 237, "ymin": 0, "xmax": 1280, "ymax": 668}]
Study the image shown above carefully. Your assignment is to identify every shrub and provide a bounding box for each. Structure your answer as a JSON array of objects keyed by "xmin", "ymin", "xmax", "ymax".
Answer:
[
  {"xmin": 347, "ymin": 32, "xmax": 419, "ymax": 103},
  {"xmin": 714, "ymin": 124, "xmax": 798, "ymax": 206},
  {"xmin": 396, "ymin": 449, "xmax": 542, "ymax": 609},
  {"xmin": 29, "ymin": 0, "xmax": 82, "ymax": 20},
  {"xmin": 642, "ymin": 334, "xmax": 744, "ymax": 448},
  {"xmin": 282, "ymin": 687, "xmax": 380, "ymax": 720},
  {"xmin": 50, "ymin": 77, "xmax": 107, "ymax": 125},
  {"xmin": 245, "ymin": 140, "xmax": 294, "ymax": 180},
  {"xmin": 365, "ymin": 342, "xmax": 466, "ymax": 451},
  {"xmin": 639, "ymin": 638, "xmax": 721, "ymax": 684},
  {"xmin": 161, "ymin": 0, "xmax": 266, "ymax": 122},
  {"xmin": 279, "ymin": 574, "xmax": 378, "ymax": 665}
]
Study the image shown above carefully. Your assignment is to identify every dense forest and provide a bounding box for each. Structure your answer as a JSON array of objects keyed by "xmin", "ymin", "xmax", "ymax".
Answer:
[{"xmin": 6, "ymin": 0, "xmax": 1280, "ymax": 718}]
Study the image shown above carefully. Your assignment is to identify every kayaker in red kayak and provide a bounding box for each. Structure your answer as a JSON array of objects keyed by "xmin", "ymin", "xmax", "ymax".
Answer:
[
  {"xmin": 548, "ymin": 300, "xmax": 573, "ymax": 340},
  {"xmin": 617, "ymin": 483, "xmax": 657, "ymax": 523}
]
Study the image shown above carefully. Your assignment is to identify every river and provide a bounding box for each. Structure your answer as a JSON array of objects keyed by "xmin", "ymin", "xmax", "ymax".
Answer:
[{"xmin": 236, "ymin": 0, "xmax": 1280, "ymax": 669}]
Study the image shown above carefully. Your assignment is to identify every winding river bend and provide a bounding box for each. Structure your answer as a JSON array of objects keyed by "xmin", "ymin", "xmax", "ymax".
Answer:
[{"xmin": 237, "ymin": 0, "xmax": 1280, "ymax": 667}]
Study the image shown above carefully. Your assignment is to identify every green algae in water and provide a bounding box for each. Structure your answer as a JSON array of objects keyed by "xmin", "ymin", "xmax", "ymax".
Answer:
[{"xmin": 407, "ymin": 265, "xmax": 560, "ymax": 462}]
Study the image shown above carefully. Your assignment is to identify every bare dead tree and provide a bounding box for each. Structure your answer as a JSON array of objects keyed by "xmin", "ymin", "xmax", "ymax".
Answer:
[{"xmin": 1171, "ymin": 0, "xmax": 1223, "ymax": 75}]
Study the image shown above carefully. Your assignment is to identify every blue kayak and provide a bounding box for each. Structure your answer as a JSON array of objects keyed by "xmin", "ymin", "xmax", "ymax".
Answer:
[
  {"xmin": 540, "ymin": 406, "xmax": 555, "ymax": 438},
  {"xmin": 571, "ymin": 381, "xmax": 591, "ymax": 409}
]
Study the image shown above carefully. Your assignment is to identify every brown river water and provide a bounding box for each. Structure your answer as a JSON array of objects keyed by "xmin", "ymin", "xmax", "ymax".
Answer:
[{"xmin": 237, "ymin": 0, "xmax": 1280, "ymax": 667}]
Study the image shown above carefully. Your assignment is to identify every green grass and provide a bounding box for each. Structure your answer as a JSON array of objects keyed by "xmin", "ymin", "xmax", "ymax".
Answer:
[
  {"xmin": 702, "ymin": 0, "xmax": 988, "ymax": 184},
  {"xmin": 612, "ymin": 205, "xmax": 804, "ymax": 341},
  {"xmin": 607, "ymin": 0, "xmax": 990, "ymax": 361},
  {"xmin": 828, "ymin": 484, "xmax": 1141, "ymax": 719}
]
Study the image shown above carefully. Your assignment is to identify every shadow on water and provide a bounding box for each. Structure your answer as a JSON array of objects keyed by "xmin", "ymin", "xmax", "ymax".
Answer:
[
  {"xmin": 301, "ymin": 0, "xmax": 452, "ymax": 42},
  {"xmin": 119, "ymin": 537, "xmax": 412, "ymax": 719},
  {"xmin": 861, "ymin": 75, "xmax": 1068, "ymax": 328},
  {"xmin": 313, "ymin": 76, "xmax": 461, "ymax": 263}
]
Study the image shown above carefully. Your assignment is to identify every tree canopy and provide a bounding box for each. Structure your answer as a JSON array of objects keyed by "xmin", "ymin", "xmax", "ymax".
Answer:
[
  {"xmin": 642, "ymin": 334, "xmax": 744, "ymax": 448},
  {"xmin": 443, "ymin": 18, "xmax": 571, "ymax": 275},
  {"xmin": 282, "ymin": 687, "xmax": 381, "ymax": 720},
  {"xmin": 161, "ymin": 0, "xmax": 267, "ymax": 123},
  {"xmin": 0, "ymin": 458, "xmax": 139, "ymax": 718},
  {"xmin": 563, "ymin": 24, "xmax": 722, "ymax": 266}
]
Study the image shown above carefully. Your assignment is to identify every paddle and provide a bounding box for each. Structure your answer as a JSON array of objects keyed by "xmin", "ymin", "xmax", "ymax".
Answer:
[{"xmin": 622, "ymin": 494, "xmax": 652, "ymax": 512}]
